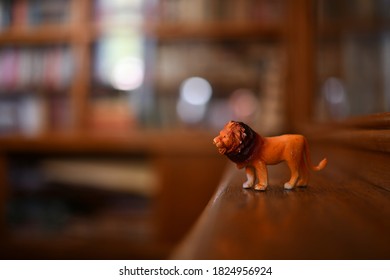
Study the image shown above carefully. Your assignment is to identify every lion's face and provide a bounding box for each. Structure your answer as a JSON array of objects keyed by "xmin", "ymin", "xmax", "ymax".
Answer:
[{"xmin": 213, "ymin": 121, "xmax": 246, "ymax": 155}]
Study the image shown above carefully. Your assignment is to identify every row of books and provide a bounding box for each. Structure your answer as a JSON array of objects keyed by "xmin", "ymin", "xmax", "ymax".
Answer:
[
  {"xmin": 0, "ymin": 46, "xmax": 74, "ymax": 91},
  {"xmin": 0, "ymin": 0, "xmax": 69, "ymax": 29},
  {"xmin": 0, "ymin": 91, "xmax": 141, "ymax": 135},
  {"xmin": 150, "ymin": 0, "xmax": 286, "ymax": 23},
  {"xmin": 0, "ymin": 94, "xmax": 71, "ymax": 135},
  {"xmin": 94, "ymin": 0, "xmax": 143, "ymax": 26},
  {"xmin": 0, "ymin": 0, "xmax": 146, "ymax": 30}
]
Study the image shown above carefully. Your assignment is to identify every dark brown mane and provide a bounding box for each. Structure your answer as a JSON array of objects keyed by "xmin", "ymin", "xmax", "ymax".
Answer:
[{"xmin": 226, "ymin": 121, "xmax": 259, "ymax": 164}]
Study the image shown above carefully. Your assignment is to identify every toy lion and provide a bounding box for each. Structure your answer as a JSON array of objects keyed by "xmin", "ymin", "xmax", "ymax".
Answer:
[{"xmin": 213, "ymin": 121, "xmax": 327, "ymax": 190}]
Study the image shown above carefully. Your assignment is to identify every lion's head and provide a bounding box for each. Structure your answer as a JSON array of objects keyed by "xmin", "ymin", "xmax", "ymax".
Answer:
[
  {"xmin": 213, "ymin": 121, "xmax": 247, "ymax": 155},
  {"xmin": 213, "ymin": 121, "xmax": 258, "ymax": 164}
]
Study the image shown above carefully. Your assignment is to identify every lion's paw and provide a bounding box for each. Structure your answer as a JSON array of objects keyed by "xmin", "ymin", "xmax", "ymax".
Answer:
[
  {"xmin": 254, "ymin": 183, "xmax": 267, "ymax": 191},
  {"xmin": 284, "ymin": 182, "xmax": 294, "ymax": 190},
  {"xmin": 243, "ymin": 181, "xmax": 254, "ymax": 189}
]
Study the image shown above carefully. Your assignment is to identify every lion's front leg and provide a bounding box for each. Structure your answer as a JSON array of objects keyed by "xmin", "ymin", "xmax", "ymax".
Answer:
[
  {"xmin": 254, "ymin": 161, "xmax": 268, "ymax": 191},
  {"xmin": 243, "ymin": 166, "xmax": 256, "ymax": 189}
]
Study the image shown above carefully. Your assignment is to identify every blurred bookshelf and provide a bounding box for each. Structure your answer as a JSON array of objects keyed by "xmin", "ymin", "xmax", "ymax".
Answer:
[
  {"xmin": 0, "ymin": 0, "xmax": 290, "ymax": 135},
  {"xmin": 144, "ymin": 0, "xmax": 288, "ymax": 133},
  {"xmin": 0, "ymin": 0, "xmax": 303, "ymax": 259},
  {"xmin": 315, "ymin": 0, "xmax": 390, "ymax": 121}
]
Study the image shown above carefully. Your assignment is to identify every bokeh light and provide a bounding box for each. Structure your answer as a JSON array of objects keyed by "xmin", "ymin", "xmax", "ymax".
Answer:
[
  {"xmin": 179, "ymin": 77, "xmax": 212, "ymax": 106},
  {"xmin": 177, "ymin": 77, "xmax": 213, "ymax": 124},
  {"xmin": 111, "ymin": 57, "xmax": 144, "ymax": 91},
  {"xmin": 229, "ymin": 88, "xmax": 259, "ymax": 122}
]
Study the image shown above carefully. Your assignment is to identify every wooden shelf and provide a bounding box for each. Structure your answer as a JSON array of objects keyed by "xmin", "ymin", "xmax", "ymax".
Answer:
[
  {"xmin": 0, "ymin": 130, "xmax": 218, "ymax": 156},
  {"xmin": 144, "ymin": 21, "xmax": 284, "ymax": 40},
  {"xmin": 0, "ymin": 25, "xmax": 73, "ymax": 45}
]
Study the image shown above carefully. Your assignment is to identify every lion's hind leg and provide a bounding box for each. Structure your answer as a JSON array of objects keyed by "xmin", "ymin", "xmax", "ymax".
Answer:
[
  {"xmin": 296, "ymin": 156, "xmax": 309, "ymax": 187},
  {"xmin": 284, "ymin": 159, "xmax": 301, "ymax": 190}
]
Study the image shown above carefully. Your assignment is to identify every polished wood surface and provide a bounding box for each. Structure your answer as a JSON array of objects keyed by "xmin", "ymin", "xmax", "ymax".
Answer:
[{"xmin": 173, "ymin": 144, "xmax": 390, "ymax": 259}]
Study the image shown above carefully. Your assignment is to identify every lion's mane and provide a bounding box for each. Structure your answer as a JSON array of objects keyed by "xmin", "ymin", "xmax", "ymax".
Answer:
[{"xmin": 215, "ymin": 121, "xmax": 259, "ymax": 164}]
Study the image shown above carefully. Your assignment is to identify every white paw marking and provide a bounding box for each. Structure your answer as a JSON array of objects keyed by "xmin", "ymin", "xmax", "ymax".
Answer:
[
  {"xmin": 254, "ymin": 184, "xmax": 267, "ymax": 191},
  {"xmin": 243, "ymin": 181, "xmax": 254, "ymax": 189}
]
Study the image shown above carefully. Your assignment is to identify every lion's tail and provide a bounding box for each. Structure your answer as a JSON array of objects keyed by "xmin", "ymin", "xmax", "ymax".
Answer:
[{"xmin": 303, "ymin": 138, "xmax": 327, "ymax": 171}]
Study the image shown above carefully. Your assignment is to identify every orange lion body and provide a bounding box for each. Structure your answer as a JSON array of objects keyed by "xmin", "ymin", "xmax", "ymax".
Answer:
[{"xmin": 213, "ymin": 121, "xmax": 327, "ymax": 190}]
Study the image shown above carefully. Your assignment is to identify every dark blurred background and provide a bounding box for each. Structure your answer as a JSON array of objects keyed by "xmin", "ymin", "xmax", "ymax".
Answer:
[{"xmin": 0, "ymin": 0, "xmax": 389, "ymax": 259}]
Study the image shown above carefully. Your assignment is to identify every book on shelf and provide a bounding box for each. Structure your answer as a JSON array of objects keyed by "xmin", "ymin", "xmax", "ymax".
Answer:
[
  {"xmin": 29, "ymin": 0, "xmax": 69, "ymax": 26},
  {"xmin": 17, "ymin": 94, "xmax": 45, "ymax": 136},
  {"xmin": 95, "ymin": 0, "xmax": 143, "ymax": 26},
  {"xmin": 1, "ymin": 0, "xmax": 69, "ymax": 29},
  {"xmin": 12, "ymin": 0, "xmax": 28, "ymax": 28},
  {"xmin": 0, "ymin": 0, "xmax": 12, "ymax": 30},
  {"xmin": 0, "ymin": 97, "xmax": 18, "ymax": 134},
  {"xmin": 0, "ymin": 93, "xmax": 71, "ymax": 136},
  {"xmin": 0, "ymin": 94, "xmax": 45, "ymax": 136},
  {"xmin": 0, "ymin": 46, "xmax": 74, "ymax": 91}
]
